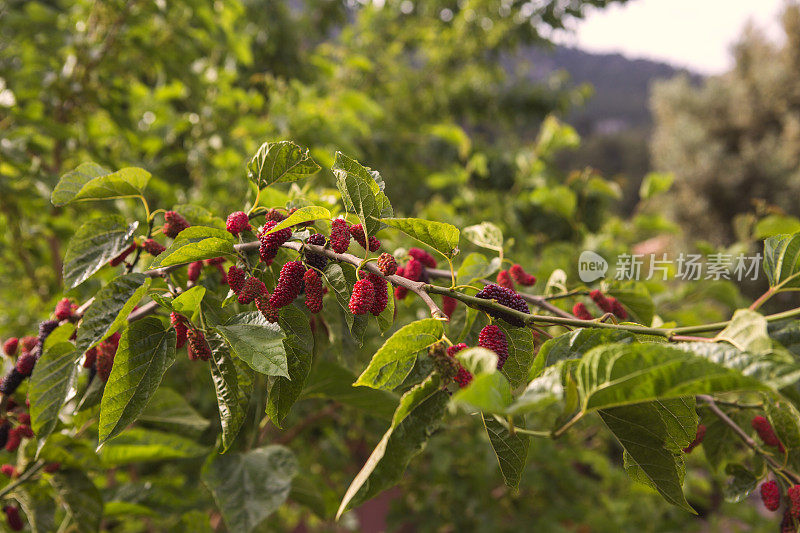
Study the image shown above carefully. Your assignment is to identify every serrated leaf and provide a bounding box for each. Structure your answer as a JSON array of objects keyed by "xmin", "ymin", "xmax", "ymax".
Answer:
[
  {"xmin": 606, "ymin": 282, "xmax": 654, "ymax": 325},
  {"xmin": 247, "ymin": 141, "xmax": 320, "ymax": 188},
  {"xmin": 496, "ymin": 322, "xmax": 534, "ymax": 388},
  {"xmin": 355, "ymin": 319, "xmax": 444, "ymax": 390},
  {"xmin": 51, "ymin": 469, "xmax": 103, "ymax": 533},
  {"xmin": 42, "ymin": 323, "xmax": 75, "ymax": 351},
  {"xmin": 76, "ymin": 273, "xmax": 150, "ymax": 351},
  {"xmin": 99, "ymin": 317, "xmax": 177, "ymax": 443},
  {"xmin": 208, "ymin": 335, "xmax": 248, "ymax": 451},
  {"xmin": 259, "ymin": 206, "xmax": 331, "ymax": 236},
  {"xmin": 29, "ymin": 342, "xmax": 81, "ymax": 449},
  {"xmin": 381, "ymin": 217, "xmax": 459, "ymax": 258},
  {"xmin": 202, "ymin": 445, "xmax": 297, "ymax": 532},
  {"xmin": 462, "ymin": 222, "xmax": 503, "ymax": 251},
  {"xmin": 723, "ymin": 463, "xmax": 758, "ymax": 502},
  {"xmin": 509, "ymin": 364, "xmax": 567, "ymax": 415},
  {"xmin": 456, "ymin": 253, "xmax": 500, "ymax": 285},
  {"xmin": 52, "ymin": 163, "xmax": 150, "ymax": 206},
  {"xmin": 138, "ymin": 387, "xmax": 210, "ymax": 433},
  {"xmin": 333, "ymin": 152, "xmax": 386, "ymax": 236},
  {"xmin": 150, "ymin": 226, "xmax": 235, "ymax": 268},
  {"xmin": 451, "ymin": 372, "xmax": 513, "ymax": 413},
  {"xmin": 99, "ymin": 427, "xmax": 208, "ymax": 466},
  {"xmin": 337, "ymin": 375, "xmax": 448, "ymax": 517},
  {"xmin": 171, "ymin": 285, "xmax": 206, "ymax": 316},
  {"xmin": 715, "ymin": 309, "xmax": 771, "ymax": 355},
  {"xmin": 215, "ymin": 312, "xmax": 288, "ymax": 378},
  {"xmin": 538, "ymin": 328, "xmax": 635, "ymax": 369},
  {"xmin": 63, "ymin": 216, "xmax": 139, "ymax": 288},
  {"xmin": 301, "ymin": 360, "xmax": 398, "ymax": 420},
  {"xmin": 482, "ymin": 414, "xmax": 529, "ymax": 489},
  {"xmin": 266, "ymin": 306, "xmax": 313, "ymax": 427},
  {"xmin": 763, "ymin": 232, "xmax": 800, "ymax": 289}
]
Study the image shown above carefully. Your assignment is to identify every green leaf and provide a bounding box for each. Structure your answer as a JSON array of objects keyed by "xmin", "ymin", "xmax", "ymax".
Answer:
[
  {"xmin": 700, "ymin": 412, "xmax": 739, "ymax": 471},
  {"xmin": 42, "ymin": 323, "xmax": 76, "ymax": 352},
  {"xmin": 333, "ymin": 151, "xmax": 390, "ymax": 236},
  {"xmin": 138, "ymin": 387, "xmax": 210, "ymax": 433},
  {"xmin": 723, "ymin": 463, "xmax": 758, "ymax": 503},
  {"xmin": 52, "ymin": 162, "xmax": 150, "ymax": 206},
  {"xmin": 208, "ymin": 335, "xmax": 249, "ymax": 452},
  {"xmin": 202, "ymin": 445, "xmax": 298, "ymax": 532},
  {"xmin": 453, "ymin": 347, "xmax": 498, "ymax": 375},
  {"xmin": 577, "ymin": 343, "xmax": 772, "ymax": 412},
  {"xmin": 63, "ymin": 216, "xmax": 139, "ymax": 288},
  {"xmin": 482, "ymin": 414, "xmax": 529, "ymax": 489},
  {"xmin": 763, "ymin": 232, "xmax": 800, "ymax": 289},
  {"xmin": 606, "ymin": 282, "xmax": 654, "ymax": 326},
  {"xmin": 510, "ymin": 364, "xmax": 568, "ymax": 416},
  {"xmin": 381, "ymin": 217, "xmax": 459, "ymax": 258},
  {"xmin": 266, "ymin": 305, "xmax": 313, "ymax": 427},
  {"xmin": 15, "ymin": 486, "xmax": 56, "ymax": 533},
  {"xmin": 337, "ymin": 375, "xmax": 449, "ymax": 517},
  {"xmin": 99, "ymin": 427, "xmax": 208, "ymax": 466},
  {"xmin": 537, "ymin": 328, "xmax": 635, "ymax": 368},
  {"xmin": 496, "ymin": 322, "xmax": 534, "ymax": 389},
  {"xmin": 462, "ymin": 222, "xmax": 503, "ymax": 252},
  {"xmin": 301, "ymin": 360, "xmax": 398, "ymax": 420},
  {"xmin": 451, "ymin": 372, "xmax": 513, "ymax": 414},
  {"xmin": 755, "ymin": 215, "xmax": 800, "ymax": 239},
  {"xmin": 456, "ymin": 253, "xmax": 500, "ymax": 285},
  {"xmin": 171, "ymin": 285, "xmax": 206, "ymax": 316},
  {"xmin": 355, "ymin": 319, "xmax": 444, "ymax": 390},
  {"xmin": 29, "ymin": 342, "xmax": 81, "ymax": 449},
  {"xmin": 247, "ymin": 140, "xmax": 320, "ymax": 188},
  {"xmin": 51, "ymin": 469, "xmax": 104, "ymax": 533},
  {"xmin": 766, "ymin": 398, "xmax": 800, "ymax": 472},
  {"xmin": 599, "ymin": 400, "xmax": 696, "ymax": 513},
  {"xmin": 215, "ymin": 312, "xmax": 288, "ymax": 378},
  {"xmin": 639, "ymin": 172, "xmax": 674, "ymax": 200},
  {"xmin": 76, "ymin": 273, "xmax": 151, "ymax": 351},
  {"xmin": 99, "ymin": 317, "xmax": 177, "ymax": 443},
  {"xmin": 259, "ymin": 206, "xmax": 331, "ymax": 236},
  {"xmin": 150, "ymin": 226, "xmax": 235, "ymax": 268},
  {"xmin": 714, "ymin": 309, "xmax": 772, "ymax": 355}
]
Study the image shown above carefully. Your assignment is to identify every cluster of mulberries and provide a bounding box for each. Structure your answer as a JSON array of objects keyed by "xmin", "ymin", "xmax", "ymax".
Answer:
[
  {"xmin": 256, "ymin": 295, "xmax": 280, "ymax": 323},
  {"xmin": 475, "ymin": 284, "xmax": 529, "ymax": 327},
  {"xmin": 304, "ymin": 233, "xmax": 328, "ymax": 270},
  {"xmin": 572, "ymin": 302, "xmax": 593, "ymax": 320},
  {"xmin": 109, "ymin": 243, "xmax": 137, "ymax": 267},
  {"xmin": 589, "ymin": 290, "xmax": 627, "ymax": 320},
  {"xmin": 238, "ymin": 276, "xmax": 268, "ymax": 305},
  {"xmin": 170, "ymin": 312, "xmax": 188, "ymax": 349},
  {"xmin": 258, "ymin": 220, "xmax": 292, "ymax": 265},
  {"xmin": 0, "ymin": 318, "xmax": 62, "ymax": 396},
  {"xmin": 350, "ymin": 224, "xmax": 381, "ymax": 251},
  {"xmin": 163, "ymin": 211, "xmax": 190, "ymax": 238},
  {"xmin": 509, "ymin": 264, "xmax": 536, "ymax": 286},
  {"xmin": 408, "ymin": 248, "xmax": 436, "ymax": 268},
  {"xmin": 377, "ymin": 253, "xmax": 397, "ymax": 276},
  {"xmin": 446, "ymin": 343, "xmax": 473, "ymax": 388},
  {"xmin": 270, "ymin": 261, "xmax": 306, "ymax": 308},
  {"xmin": 682, "ymin": 424, "xmax": 706, "ymax": 453},
  {"xmin": 752, "ymin": 416, "xmax": 785, "ymax": 452},
  {"xmin": 96, "ymin": 332, "xmax": 121, "ymax": 381},
  {"xmin": 349, "ymin": 278, "xmax": 375, "ymax": 315},
  {"xmin": 329, "ymin": 219, "xmax": 351, "ymax": 253},
  {"xmin": 304, "ymin": 269, "xmax": 324, "ymax": 314},
  {"xmin": 227, "ymin": 265, "xmax": 247, "ymax": 294},
  {"xmin": 0, "ymin": 400, "xmax": 36, "ymax": 456},
  {"xmin": 142, "ymin": 238, "xmax": 166, "ymax": 256},
  {"xmin": 187, "ymin": 328, "xmax": 212, "ymax": 361},
  {"xmin": 226, "ymin": 211, "xmax": 252, "ymax": 235},
  {"xmin": 761, "ymin": 481, "xmax": 781, "ymax": 511},
  {"xmin": 478, "ymin": 325, "xmax": 509, "ymax": 369},
  {"xmin": 54, "ymin": 297, "xmax": 77, "ymax": 321},
  {"xmin": 265, "ymin": 208, "xmax": 287, "ymax": 223},
  {"xmin": 496, "ymin": 270, "xmax": 515, "ymax": 291}
]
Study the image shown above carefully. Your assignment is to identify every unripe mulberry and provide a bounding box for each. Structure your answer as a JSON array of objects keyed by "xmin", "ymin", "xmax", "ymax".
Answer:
[
  {"xmin": 4, "ymin": 428, "xmax": 21, "ymax": 452},
  {"xmin": 609, "ymin": 297, "xmax": 628, "ymax": 320},
  {"xmin": 258, "ymin": 220, "xmax": 292, "ymax": 265},
  {"xmin": 752, "ymin": 416, "xmax": 785, "ymax": 451},
  {"xmin": 442, "ymin": 296, "xmax": 457, "ymax": 319},
  {"xmin": 256, "ymin": 295, "xmax": 280, "ymax": 323},
  {"xmin": 573, "ymin": 302, "xmax": 593, "ymax": 320},
  {"xmin": 83, "ymin": 347, "xmax": 98, "ymax": 369},
  {"xmin": 350, "ymin": 224, "xmax": 380, "ymax": 251},
  {"xmin": 187, "ymin": 329, "xmax": 212, "ymax": 361},
  {"xmin": 761, "ymin": 480, "xmax": 781, "ymax": 511},
  {"xmin": 163, "ymin": 211, "xmax": 190, "ymax": 238},
  {"xmin": 497, "ymin": 270, "xmax": 515, "ymax": 291},
  {"xmin": 20, "ymin": 337, "xmax": 37, "ymax": 353},
  {"xmin": 509, "ymin": 264, "xmax": 536, "ymax": 286},
  {"xmin": 15, "ymin": 352, "xmax": 36, "ymax": 377},
  {"xmin": 2, "ymin": 339, "xmax": 18, "ymax": 357},
  {"xmin": 445, "ymin": 343, "xmax": 473, "ymax": 388},
  {"xmin": 377, "ymin": 253, "xmax": 397, "ymax": 276},
  {"xmin": 0, "ymin": 370, "xmax": 24, "ymax": 396},
  {"xmin": 143, "ymin": 239, "xmax": 166, "ymax": 256},
  {"xmin": 590, "ymin": 289, "xmax": 614, "ymax": 314},
  {"xmin": 305, "ymin": 233, "xmax": 328, "ymax": 270},
  {"xmin": 270, "ymin": 261, "xmax": 306, "ymax": 308},
  {"xmin": 187, "ymin": 261, "xmax": 203, "ymax": 282},
  {"xmin": 682, "ymin": 424, "xmax": 706, "ymax": 453},
  {"xmin": 479, "ymin": 325, "xmax": 509, "ymax": 369},
  {"xmin": 330, "ymin": 219, "xmax": 351, "ymax": 253},
  {"xmin": 475, "ymin": 284, "xmax": 530, "ymax": 327},
  {"xmin": 170, "ymin": 313, "xmax": 188, "ymax": 349},
  {"xmin": 367, "ymin": 273, "xmax": 388, "ymax": 315},
  {"xmin": 109, "ymin": 243, "xmax": 137, "ymax": 267},
  {"xmin": 349, "ymin": 278, "xmax": 375, "ymax": 315},
  {"xmin": 226, "ymin": 211, "xmax": 252, "ymax": 235},
  {"xmin": 1, "ymin": 464, "xmax": 16, "ymax": 478},
  {"xmin": 227, "ymin": 265, "xmax": 246, "ymax": 294},
  {"xmin": 3, "ymin": 505, "xmax": 22, "ymax": 531},
  {"xmin": 54, "ymin": 298, "xmax": 73, "ymax": 321},
  {"xmin": 238, "ymin": 276, "xmax": 268, "ymax": 305},
  {"xmin": 408, "ymin": 248, "xmax": 437, "ymax": 268},
  {"xmin": 304, "ymin": 269, "xmax": 324, "ymax": 314}
]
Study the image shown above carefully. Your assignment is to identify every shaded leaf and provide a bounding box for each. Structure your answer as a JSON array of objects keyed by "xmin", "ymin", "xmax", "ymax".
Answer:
[
  {"xmin": 100, "ymin": 427, "xmax": 208, "ymax": 466},
  {"xmin": 266, "ymin": 305, "xmax": 313, "ymax": 426},
  {"xmin": 29, "ymin": 342, "xmax": 81, "ymax": 449},
  {"xmin": 51, "ymin": 469, "xmax": 104, "ymax": 533},
  {"xmin": 482, "ymin": 414, "xmax": 529, "ymax": 489},
  {"xmin": 301, "ymin": 360, "xmax": 398, "ymax": 420},
  {"xmin": 496, "ymin": 322, "xmax": 534, "ymax": 388},
  {"xmin": 138, "ymin": 387, "xmax": 210, "ymax": 433},
  {"xmin": 215, "ymin": 312, "xmax": 288, "ymax": 378},
  {"xmin": 208, "ymin": 335, "xmax": 248, "ymax": 452},
  {"xmin": 52, "ymin": 163, "xmax": 150, "ymax": 206},
  {"xmin": 247, "ymin": 141, "xmax": 320, "ymax": 188},
  {"xmin": 76, "ymin": 273, "xmax": 150, "ymax": 351},
  {"xmin": 150, "ymin": 227, "xmax": 235, "ymax": 268},
  {"xmin": 63, "ymin": 216, "xmax": 139, "ymax": 288}
]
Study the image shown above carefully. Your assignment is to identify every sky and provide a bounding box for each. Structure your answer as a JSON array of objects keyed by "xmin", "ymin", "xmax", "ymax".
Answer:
[{"xmin": 554, "ymin": 0, "xmax": 787, "ymax": 74}]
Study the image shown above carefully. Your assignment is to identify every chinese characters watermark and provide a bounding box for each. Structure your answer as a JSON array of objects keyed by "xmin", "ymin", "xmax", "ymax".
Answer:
[{"xmin": 578, "ymin": 252, "xmax": 762, "ymax": 283}]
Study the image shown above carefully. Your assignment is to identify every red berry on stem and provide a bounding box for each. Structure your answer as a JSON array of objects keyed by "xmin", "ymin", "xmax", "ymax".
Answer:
[
  {"xmin": 590, "ymin": 289, "xmax": 614, "ymax": 314},
  {"xmin": 752, "ymin": 416, "xmax": 785, "ymax": 451},
  {"xmin": 761, "ymin": 480, "xmax": 781, "ymax": 511},
  {"xmin": 163, "ymin": 211, "xmax": 190, "ymax": 238},
  {"xmin": 256, "ymin": 295, "xmax": 280, "ymax": 323},
  {"xmin": 20, "ymin": 337, "xmax": 37, "ymax": 352},
  {"xmin": 609, "ymin": 297, "xmax": 628, "ymax": 320},
  {"xmin": 0, "ymin": 464, "xmax": 15, "ymax": 478},
  {"xmin": 55, "ymin": 298, "xmax": 73, "ymax": 321},
  {"xmin": 304, "ymin": 269, "xmax": 324, "ymax": 314},
  {"xmin": 187, "ymin": 261, "xmax": 203, "ymax": 283},
  {"xmin": 509, "ymin": 264, "xmax": 536, "ymax": 286},
  {"xmin": 367, "ymin": 273, "xmax": 388, "ymax": 315},
  {"xmin": 349, "ymin": 278, "xmax": 375, "ymax": 315},
  {"xmin": 2, "ymin": 338, "xmax": 18, "ymax": 357},
  {"xmin": 403, "ymin": 259, "xmax": 423, "ymax": 282},
  {"xmin": 479, "ymin": 325, "xmax": 509, "ymax": 369},
  {"xmin": 83, "ymin": 347, "xmax": 98, "ymax": 369},
  {"xmin": 226, "ymin": 211, "xmax": 252, "ymax": 235},
  {"xmin": 475, "ymin": 284, "xmax": 530, "ymax": 327},
  {"xmin": 445, "ymin": 343, "xmax": 473, "ymax": 388},
  {"xmin": 496, "ymin": 270, "xmax": 515, "ymax": 291},
  {"xmin": 330, "ymin": 219, "xmax": 351, "ymax": 253},
  {"xmin": 258, "ymin": 220, "xmax": 292, "ymax": 265},
  {"xmin": 573, "ymin": 302, "xmax": 593, "ymax": 320},
  {"xmin": 227, "ymin": 265, "xmax": 246, "ymax": 294},
  {"xmin": 143, "ymin": 239, "xmax": 166, "ymax": 256},
  {"xmin": 408, "ymin": 248, "xmax": 437, "ymax": 268},
  {"xmin": 442, "ymin": 295, "xmax": 457, "ymax": 319},
  {"xmin": 3, "ymin": 505, "xmax": 23, "ymax": 531},
  {"xmin": 377, "ymin": 253, "xmax": 398, "ymax": 276},
  {"xmin": 170, "ymin": 312, "xmax": 188, "ymax": 349},
  {"xmin": 238, "ymin": 276, "xmax": 268, "ymax": 305},
  {"xmin": 305, "ymin": 233, "xmax": 328, "ymax": 270},
  {"xmin": 187, "ymin": 329, "xmax": 212, "ymax": 361},
  {"xmin": 14, "ymin": 352, "xmax": 36, "ymax": 377},
  {"xmin": 790, "ymin": 485, "xmax": 800, "ymax": 517},
  {"xmin": 270, "ymin": 261, "xmax": 306, "ymax": 308}
]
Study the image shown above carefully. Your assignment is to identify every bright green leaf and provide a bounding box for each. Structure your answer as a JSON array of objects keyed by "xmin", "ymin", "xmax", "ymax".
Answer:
[
  {"xmin": 381, "ymin": 217, "xmax": 459, "ymax": 258},
  {"xmin": 215, "ymin": 312, "xmax": 288, "ymax": 378}
]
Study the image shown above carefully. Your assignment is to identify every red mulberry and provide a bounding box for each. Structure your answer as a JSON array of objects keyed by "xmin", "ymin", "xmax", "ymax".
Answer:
[
  {"xmin": 163, "ymin": 211, "xmax": 190, "ymax": 238},
  {"xmin": 0, "ymin": 464, "xmax": 16, "ymax": 478},
  {"xmin": 304, "ymin": 269, "xmax": 324, "ymax": 314},
  {"xmin": 256, "ymin": 295, "xmax": 279, "ymax": 323},
  {"xmin": 305, "ymin": 233, "xmax": 328, "ymax": 270},
  {"xmin": 509, "ymin": 264, "xmax": 536, "ymax": 286},
  {"xmin": 479, "ymin": 325, "xmax": 509, "ymax": 369},
  {"xmin": 682, "ymin": 424, "xmax": 706, "ymax": 453},
  {"xmin": 17, "ymin": 414, "xmax": 29, "ymax": 426},
  {"xmin": 258, "ymin": 220, "xmax": 292, "ymax": 265},
  {"xmin": 20, "ymin": 337, "xmax": 37, "ymax": 352},
  {"xmin": 367, "ymin": 273, "xmax": 388, "ymax": 315},
  {"xmin": 187, "ymin": 261, "xmax": 203, "ymax": 283},
  {"xmin": 226, "ymin": 211, "xmax": 252, "ymax": 235},
  {"xmin": 330, "ymin": 219, "xmax": 351, "ymax": 253},
  {"xmin": 761, "ymin": 480, "xmax": 781, "ymax": 511},
  {"xmin": 404, "ymin": 259, "xmax": 423, "ymax": 282},
  {"xmin": 54, "ymin": 298, "xmax": 73, "ymax": 321},
  {"xmin": 590, "ymin": 289, "xmax": 614, "ymax": 314},
  {"xmin": 3, "ymin": 505, "xmax": 22, "ymax": 531},
  {"xmin": 350, "ymin": 224, "xmax": 380, "ymax": 251},
  {"xmin": 781, "ymin": 509, "xmax": 797, "ymax": 532},
  {"xmin": 573, "ymin": 302, "xmax": 593, "ymax": 320},
  {"xmin": 349, "ymin": 278, "xmax": 375, "ymax": 315},
  {"xmin": 475, "ymin": 284, "xmax": 530, "ymax": 327},
  {"xmin": 187, "ymin": 329, "xmax": 212, "ymax": 361},
  {"xmin": 393, "ymin": 266, "xmax": 408, "ymax": 300},
  {"xmin": 238, "ymin": 276, "xmax": 268, "ymax": 305},
  {"xmin": 752, "ymin": 416, "xmax": 785, "ymax": 452},
  {"xmin": 83, "ymin": 347, "xmax": 97, "ymax": 369},
  {"xmin": 446, "ymin": 343, "xmax": 473, "ymax": 388},
  {"xmin": 4, "ymin": 428, "xmax": 21, "ymax": 452},
  {"xmin": 143, "ymin": 239, "xmax": 166, "ymax": 256},
  {"xmin": 2, "ymin": 339, "xmax": 18, "ymax": 357},
  {"xmin": 497, "ymin": 270, "xmax": 515, "ymax": 291},
  {"xmin": 44, "ymin": 462, "xmax": 60, "ymax": 473},
  {"xmin": 96, "ymin": 333, "xmax": 120, "ymax": 382},
  {"xmin": 408, "ymin": 248, "xmax": 437, "ymax": 268},
  {"xmin": 227, "ymin": 265, "xmax": 246, "ymax": 294},
  {"xmin": 269, "ymin": 261, "xmax": 306, "ymax": 308},
  {"xmin": 609, "ymin": 297, "xmax": 628, "ymax": 320},
  {"xmin": 109, "ymin": 243, "xmax": 137, "ymax": 267},
  {"xmin": 377, "ymin": 253, "xmax": 397, "ymax": 276},
  {"xmin": 170, "ymin": 313, "xmax": 188, "ymax": 349},
  {"xmin": 791, "ymin": 485, "xmax": 800, "ymax": 517},
  {"xmin": 14, "ymin": 352, "xmax": 36, "ymax": 377},
  {"xmin": 16, "ymin": 426, "xmax": 32, "ymax": 439},
  {"xmin": 442, "ymin": 296, "xmax": 457, "ymax": 319}
]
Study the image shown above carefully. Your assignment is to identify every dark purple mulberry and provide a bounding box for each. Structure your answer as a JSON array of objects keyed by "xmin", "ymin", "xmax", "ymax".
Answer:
[
  {"xmin": 475, "ymin": 284, "xmax": 529, "ymax": 327},
  {"xmin": 305, "ymin": 233, "xmax": 328, "ymax": 270}
]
